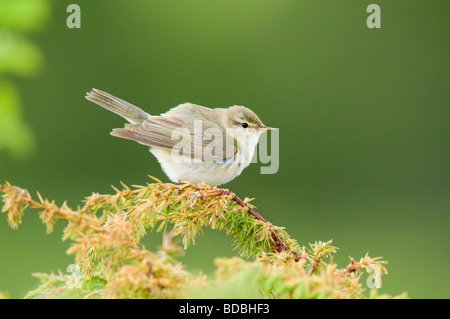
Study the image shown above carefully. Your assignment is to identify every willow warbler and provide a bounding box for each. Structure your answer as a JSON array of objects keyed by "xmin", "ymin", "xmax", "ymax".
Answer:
[{"xmin": 86, "ymin": 89, "xmax": 274, "ymax": 186}]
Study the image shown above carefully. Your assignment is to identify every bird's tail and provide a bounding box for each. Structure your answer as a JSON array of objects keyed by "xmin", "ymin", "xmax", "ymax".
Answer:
[{"xmin": 85, "ymin": 88, "xmax": 150, "ymax": 124}]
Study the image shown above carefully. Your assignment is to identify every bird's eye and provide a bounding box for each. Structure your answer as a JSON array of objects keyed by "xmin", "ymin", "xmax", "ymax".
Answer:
[{"xmin": 242, "ymin": 123, "xmax": 248, "ymax": 128}]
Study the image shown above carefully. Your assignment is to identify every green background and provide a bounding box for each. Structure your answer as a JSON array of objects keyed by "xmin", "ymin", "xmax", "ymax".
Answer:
[{"xmin": 0, "ymin": 0, "xmax": 449, "ymax": 298}]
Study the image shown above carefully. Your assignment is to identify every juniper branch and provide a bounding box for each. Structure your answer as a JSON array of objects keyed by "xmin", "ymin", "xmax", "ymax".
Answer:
[
  {"xmin": 168, "ymin": 183, "xmax": 286, "ymax": 253},
  {"xmin": 0, "ymin": 180, "xmax": 396, "ymax": 299}
]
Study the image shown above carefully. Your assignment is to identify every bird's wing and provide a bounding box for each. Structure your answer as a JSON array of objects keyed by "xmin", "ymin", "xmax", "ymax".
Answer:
[{"xmin": 111, "ymin": 113, "xmax": 237, "ymax": 162}]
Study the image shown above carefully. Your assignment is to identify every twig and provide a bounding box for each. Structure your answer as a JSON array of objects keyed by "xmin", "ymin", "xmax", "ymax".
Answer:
[
  {"xmin": 182, "ymin": 183, "xmax": 287, "ymax": 253},
  {"xmin": 308, "ymin": 259, "xmax": 322, "ymax": 275}
]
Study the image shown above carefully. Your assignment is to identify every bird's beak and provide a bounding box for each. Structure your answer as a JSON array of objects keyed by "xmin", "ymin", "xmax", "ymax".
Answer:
[{"xmin": 257, "ymin": 125, "xmax": 277, "ymax": 131}]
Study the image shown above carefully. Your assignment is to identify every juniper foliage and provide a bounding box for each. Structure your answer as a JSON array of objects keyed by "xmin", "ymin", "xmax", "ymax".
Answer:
[{"xmin": 0, "ymin": 178, "xmax": 400, "ymax": 299}]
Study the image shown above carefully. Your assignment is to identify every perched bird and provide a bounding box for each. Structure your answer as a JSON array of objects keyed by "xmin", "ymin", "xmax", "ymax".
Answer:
[{"xmin": 86, "ymin": 89, "xmax": 274, "ymax": 186}]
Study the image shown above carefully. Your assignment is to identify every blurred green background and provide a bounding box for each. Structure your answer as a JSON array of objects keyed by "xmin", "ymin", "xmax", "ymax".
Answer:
[{"xmin": 0, "ymin": 0, "xmax": 449, "ymax": 298}]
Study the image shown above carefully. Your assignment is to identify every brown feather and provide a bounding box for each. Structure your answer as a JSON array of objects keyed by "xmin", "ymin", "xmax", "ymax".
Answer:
[{"xmin": 112, "ymin": 112, "xmax": 237, "ymax": 162}]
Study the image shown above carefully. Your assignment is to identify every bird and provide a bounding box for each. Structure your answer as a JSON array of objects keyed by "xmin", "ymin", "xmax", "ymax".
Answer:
[{"xmin": 85, "ymin": 89, "xmax": 274, "ymax": 186}]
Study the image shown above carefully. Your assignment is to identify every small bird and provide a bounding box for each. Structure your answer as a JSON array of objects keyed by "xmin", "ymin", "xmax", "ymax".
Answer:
[{"xmin": 85, "ymin": 89, "xmax": 274, "ymax": 186}]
